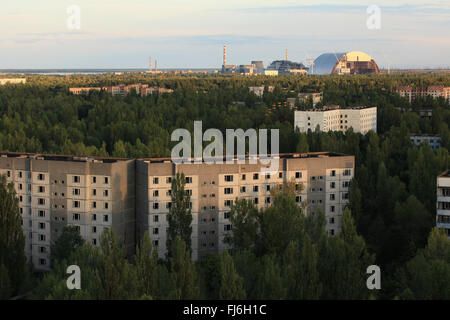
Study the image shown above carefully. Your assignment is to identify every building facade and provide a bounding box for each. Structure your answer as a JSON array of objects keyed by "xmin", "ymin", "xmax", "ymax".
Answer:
[
  {"xmin": 410, "ymin": 134, "xmax": 441, "ymax": 151},
  {"xmin": 294, "ymin": 106, "xmax": 377, "ymax": 134},
  {"xmin": 0, "ymin": 78, "xmax": 26, "ymax": 85},
  {"xmin": 437, "ymin": 171, "xmax": 450, "ymax": 238},
  {"xmin": 136, "ymin": 153, "xmax": 354, "ymax": 260},
  {"xmin": 395, "ymin": 86, "xmax": 450, "ymax": 104},
  {"xmin": 0, "ymin": 152, "xmax": 135, "ymax": 271}
]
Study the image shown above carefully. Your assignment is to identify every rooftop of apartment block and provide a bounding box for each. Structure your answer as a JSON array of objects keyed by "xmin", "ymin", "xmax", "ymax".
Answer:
[
  {"xmin": 139, "ymin": 152, "xmax": 352, "ymax": 164},
  {"xmin": 0, "ymin": 151, "xmax": 129, "ymax": 163},
  {"xmin": 439, "ymin": 170, "xmax": 450, "ymax": 178},
  {"xmin": 299, "ymin": 105, "xmax": 376, "ymax": 112}
]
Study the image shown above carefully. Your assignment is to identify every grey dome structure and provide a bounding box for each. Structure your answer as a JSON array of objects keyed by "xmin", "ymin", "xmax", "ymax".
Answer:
[{"xmin": 313, "ymin": 51, "xmax": 380, "ymax": 75}]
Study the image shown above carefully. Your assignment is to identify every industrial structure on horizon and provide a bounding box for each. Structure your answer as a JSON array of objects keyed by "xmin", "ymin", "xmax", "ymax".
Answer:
[
  {"xmin": 0, "ymin": 151, "xmax": 354, "ymax": 270},
  {"xmin": 69, "ymin": 84, "xmax": 173, "ymax": 97}
]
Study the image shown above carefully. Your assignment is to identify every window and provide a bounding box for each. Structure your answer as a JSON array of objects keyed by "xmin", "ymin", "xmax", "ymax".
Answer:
[
  {"xmin": 73, "ymin": 176, "xmax": 80, "ymax": 183},
  {"xmin": 73, "ymin": 201, "xmax": 80, "ymax": 208},
  {"xmin": 19, "ymin": 183, "xmax": 23, "ymax": 190},
  {"xmin": 92, "ymin": 176, "xmax": 97, "ymax": 183},
  {"xmin": 224, "ymin": 224, "xmax": 232, "ymax": 231},
  {"xmin": 92, "ymin": 214, "xmax": 97, "ymax": 221},
  {"xmin": 343, "ymin": 169, "xmax": 352, "ymax": 176},
  {"xmin": 39, "ymin": 258, "xmax": 46, "ymax": 266},
  {"xmin": 241, "ymin": 174, "xmax": 246, "ymax": 181},
  {"xmin": 224, "ymin": 188, "xmax": 233, "ymax": 195},
  {"xmin": 254, "ymin": 198, "xmax": 259, "ymax": 204},
  {"xmin": 295, "ymin": 172, "xmax": 302, "ymax": 179},
  {"xmin": 296, "ymin": 196, "xmax": 302, "ymax": 203},
  {"xmin": 224, "ymin": 212, "xmax": 230, "ymax": 219},
  {"xmin": 153, "ymin": 177, "xmax": 159, "ymax": 184},
  {"xmin": 166, "ymin": 202, "xmax": 172, "ymax": 209},
  {"xmin": 73, "ymin": 213, "xmax": 80, "ymax": 221},
  {"xmin": 166, "ymin": 177, "xmax": 172, "ymax": 184},
  {"xmin": 186, "ymin": 189, "xmax": 192, "ymax": 196},
  {"xmin": 39, "ymin": 246, "xmax": 46, "ymax": 253},
  {"xmin": 331, "ymin": 170, "xmax": 336, "ymax": 177},
  {"xmin": 329, "ymin": 217, "xmax": 335, "ymax": 224},
  {"xmin": 166, "ymin": 190, "xmax": 172, "ymax": 196},
  {"xmin": 330, "ymin": 194, "xmax": 335, "ymax": 201},
  {"xmin": 224, "ymin": 200, "xmax": 233, "ymax": 207},
  {"xmin": 153, "ymin": 228, "xmax": 159, "ymax": 235},
  {"xmin": 92, "ymin": 189, "xmax": 97, "ymax": 196},
  {"xmin": 153, "ymin": 190, "xmax": 159, "ymax": 197},
  {"xmin": 330, "ymin": 206, "xmax": 335, "ymax": 213},
  {"xmin": 253, "ymin": 186, "xmax": 259, "ymax": 192},
  {"xmin": 19, "ymin": 171, "xmax": 23, "ymax": 178},
  {"xmin": 104, "ymin": 177, "xmax": 109, "ymax": 184},
  {"xmin": 342, "ymin": 181, "xmax": 350, "ymax": 188},
  {"xmin": 38, "ymin": 173, "xmax": 44, "ymax": 181},
  {"xmin": 185, "ymin": 177, "xmax": 192, "ymax": 184},
  {"xmin": 153, "ymin": 240, "xmax": 159, "ymax": 247},
  {"xmin": 19, "ymin": 195, "xmax": 23, "ymax": 203},
  {"xmin": 104, "ymin": 190, "xmax": 109, "ymax": 197},
  {"xmin": 265, "ymin": 197, "xmax": 271, "ymax": 204},
  {"xmin": 210, "ymin": 194, "xmax": 215, "ymax": 198},
  {"xmin": 153, "ymin": 215, "xmax": 159, "ymax": 223},
  {"xmin": 330, "ymin": 182, "xmax": 336, "ymax": 189},
  {"xmin": 266, "ymin": 185, "xmax": 271, "ymax": 191},
  {"xmin": 39, "ymin": 222, "xmax": 45, "ymax": 230},
  {"xmin": 279, "ymin": 172, "xmax": 283, "ymax": 178},
  {"xmin": 39, "ymin": 234, "xmax": 46, "ymax": 241},
  {"xmin": 103, "ymin": 215, "xmax": 109, "ymax": 222},
  {"xmin": 92, "ymin": 201, "xmax": 97, "ymax": 209},
  {"xmin": 253, "ymin": 173, "xmax": 259, "ymax": 180},
  {"xmin": 265, "ymin": 173, "xmax": 271, "ymax": 179},
  {"xmin": 342, "ymin": 193, "xmax": 349, "ymax": 200},
  {"xmin": 38, "ymin": 198, "xmax": 45, "ymax": 205},
  {"xmin": 225, "ymin": 175, "xmax": 233, "ymax": 182},
  {"xmin": 73, "ymin": 188, "xmax": 80, "ymax": 196},
  {"xmin": 92, "ymin": 239, "xmax": 97, "ymax": 245},
  {"xmin": 330, "ymin": 229, "xmax": 335, "ymax": 236},
  {"xmin": 240, "ymin": 186, "xmax": 246, "ymax": 193},
  {"xmin": 104, "ymin": 202, "xmax": 109, "ymax": 209},
  {"xmin": 153, "ymin": 202, "xmax": 159, "ymax": 210},
  {"xmin": 92, "ymin": 226, "xmax": 97, "ymax": 233}
]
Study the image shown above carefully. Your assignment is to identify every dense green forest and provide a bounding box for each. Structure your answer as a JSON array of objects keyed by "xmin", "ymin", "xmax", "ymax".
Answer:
[{"xmin": 0, "ymin": 73, "xmax": 450, "ymax": 299}]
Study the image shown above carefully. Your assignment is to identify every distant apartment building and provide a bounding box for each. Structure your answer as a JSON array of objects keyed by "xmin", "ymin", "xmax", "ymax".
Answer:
[
  {"xmin": 0, "ymin": 152, "xmax": 135, "ymax": 271},
  {"xmin": 395, "ymin": 86, "xmax": 450, "ymax": 104},
  {"xmin": 288, "ymin": 92, "xmax": 323, "ymax": 109},
  {"xmin": 410, "ymin": 134, "xmax": 441, "ymax": 151},
  {"xmin": 249, "ymin": 86, "xmax": 275, "ymax": 98},
  {"xmin": 294, "ymin": 106, "xmax": 377, "ymax": 134},
  {"xmin": 0, "ymin": 78, "xmax": 26, "ymax": 85},
  {"xmin": 69, "ymin": 84, "xmax": 173, "ymax": 97},
  {"xmin": 136, "ymin": 153, "xmax": 354, "ymax": 260},
  {"xmin": 437, "ymin": 170, "xmax": 450, "ymax": 238}
]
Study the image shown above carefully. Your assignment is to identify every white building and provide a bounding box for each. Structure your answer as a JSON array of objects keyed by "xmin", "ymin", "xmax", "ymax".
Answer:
[
  {"xmin": 437, "ymin": 171, "xmax": 450, "ymax": 238},
  {"xmin": 0, "ymin": 78, "xmax": 26, "ymax": 85},
  {"xmin": 294, "ymin": 106, "xmax": 377, "ymax": 134}
]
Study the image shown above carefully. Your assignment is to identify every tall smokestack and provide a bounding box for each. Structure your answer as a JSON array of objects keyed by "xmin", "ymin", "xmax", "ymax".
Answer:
[
  {"xmin": 286, "ymin": 48, "xmax": 289, "ymax": 61},
  {"xmin": 155, "ymin": 60, "xmax": 157, "ymax": 74},
  {"xmin": 223, "ymin": 45, "xmax": 227, "ymax": 66},
  {"xmin": 149, "ymin": 56, "xmax": 152, "ymax": 73}
]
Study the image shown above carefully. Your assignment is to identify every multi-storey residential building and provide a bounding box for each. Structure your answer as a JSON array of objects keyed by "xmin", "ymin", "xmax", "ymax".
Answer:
[
  {"xmin": 395, "ymin": 86, "xmax": 450, "ymax": 104},
  {"xmin": 0, "ymin": 78, "xmax": 26, "ymax": 85},
  {"xmin": 249, "ymin": 86, "xmax": 274, "ymax": 98},
  {"xmin": 437, "ymin": 170, "xmax": 450, "ymax": 238},
  {"xmin": 136, "ymin": 152, "xmax": 354, "ymax": 260},
  {"xmin": 69, "ymin": 84, "xmax": 173, "ymax": 97},
  {"xmin": 0, "ymin": 152, "xmax": 135, "ymax": 271},
  {"xmin": 410, "ymin": 134, "xmax": 441, "ymax": 151},
  {"xmin": 294, "ymin": 106, "xmax": 377, "ymax": 134}
]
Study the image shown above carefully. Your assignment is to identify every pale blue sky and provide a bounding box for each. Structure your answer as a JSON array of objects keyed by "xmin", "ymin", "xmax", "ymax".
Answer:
[{"xmin": 1, "ymin": 0, "xmax": 449, "ymax": 69}]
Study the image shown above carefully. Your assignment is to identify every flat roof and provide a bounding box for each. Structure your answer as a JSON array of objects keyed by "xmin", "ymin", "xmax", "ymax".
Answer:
[
  {"xmin": 139, "ymin": 152, "xmax": 352, "ymax": 163},
  {"xmin": 0, "ymin": 151, "xmax": 129, "ymax": 163}
]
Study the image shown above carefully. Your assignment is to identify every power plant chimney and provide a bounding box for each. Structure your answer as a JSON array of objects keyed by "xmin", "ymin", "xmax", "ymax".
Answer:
[
  {"xmin": 223, "ymin": 45, "xmax": 227, "ymax": 66},
  {"xmin": 155, "ymin": 60, "xmax": 157, "ymax": 74},
  {"xmin": 286, "ymin": 48, "xmax": 289, "ymax": 61},
  {"xmin": 149, "ymin": 56, "xmax": 152, "ymax": 73}
]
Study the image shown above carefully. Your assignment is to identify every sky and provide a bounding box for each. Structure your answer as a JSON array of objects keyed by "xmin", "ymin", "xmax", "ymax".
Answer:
[{"xmin": 1, "ymin": 0, "xmax": 449, "ymax": 69}]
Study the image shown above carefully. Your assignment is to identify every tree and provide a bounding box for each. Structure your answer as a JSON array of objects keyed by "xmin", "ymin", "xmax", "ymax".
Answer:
[
  {"xmin": 167, "ymin": 173, "xmax": 193, "ymax": 257},
  {"xmin": 95, "ymin": 228, "xmax": 138, "ymax": 299},
  {"xmin": 0, "ymin": 175, "xmax": 27, "ymax": 298},
  {"xmin": 168, "ymin": 236, "xmax": 199, "ymax": 299},
  {"xmin": 135, "ymin": 232, "xmax": 158, "ymax": 298},
  {"xmin": 219, "ymin": 250, "xmax": 246, "ymax": 300},
  {"xmin": 52, "ymin": 225, "xmax": 85, "ymax": 263}
]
